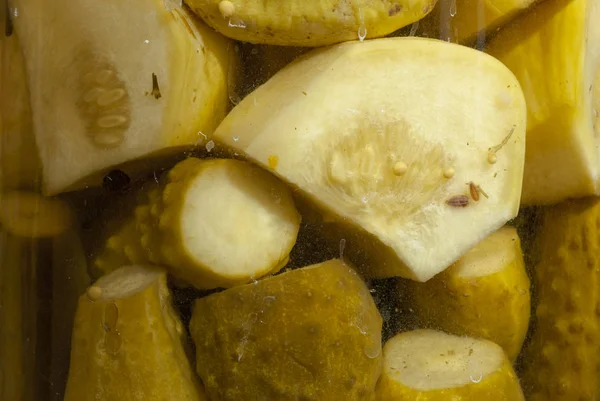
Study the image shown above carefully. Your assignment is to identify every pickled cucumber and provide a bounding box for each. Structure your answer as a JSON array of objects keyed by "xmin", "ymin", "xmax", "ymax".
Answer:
[
  {"xmin": 186, "ymin": 0, "xmax": 438, "ymax": 46},
  {"xmin": 10, "ymin": 0, "xmax": 235, "ymax": 195},
  {"xmin": 0, "ymin": 190, "xmax": 74, "ymax": 238},
  {"xmin": 486, "ymin": 0, "xmax": 600, "ymax": 205},
  {"xmin": 420, "ymin": 0, "xmax": 538, "ymax": 44},
  {"xmin": 376, "ymin": 329, "xmax": 525, "ymax": 400},
  {"xmin": 63, "ymin": 265, "xmax": 206, "ymax": 401},
  {"xmin": 214, "ymin": 37, "xmax": 526, "ymax": 282},
  {"xmin": 95, "ymin": 158, "xmax": 301, "ymax": 289},
  {"xmin": 0, "ymin": 29, "xmax": 40, "ymax": 190},
  {"xmin": 408, "ymin": 226, "xmax": 531, "ymax": 361},
  {"xmin": 521, "ymin": 198, "xmax": 600, "ymax": 401},
  {"xmin": 190, "ymin": 259, "xmax": 383, "ymax": 401}
]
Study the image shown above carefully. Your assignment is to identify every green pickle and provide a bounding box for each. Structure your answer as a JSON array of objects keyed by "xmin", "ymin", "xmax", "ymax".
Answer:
[
  {"xmin": 3, "ymin": 0, "xmax": 600, "ymax": 399},
  {"xmin": 190, "ymin": 259, "xmax": 383, "ymax": 401}
]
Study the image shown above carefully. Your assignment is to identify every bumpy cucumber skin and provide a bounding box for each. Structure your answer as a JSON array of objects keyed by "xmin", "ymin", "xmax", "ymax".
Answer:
[
  {"xmin": 186, "ymin": 0, "xmax": 437, "ymax": 46},
  {"xmin": 409, "ymin": 229, "xmax": 531, "ymax": 362},
  {"xmin": 63, "ymin": 269, "xmax": 206, "ymax": 401},
  {"xmin": 522, "ymin": 198, "xmax": 600, "ymax": 401},
  {"xmin": 376, "ymin": 355, "xmax": 524, "ymax": 401},
  {"xmin": 190, "ymin": 259, "xmax": 383, "ymax": 401},
  {"xmin": 94, "ymin": 157, "xmax": 299, "ymax": 289}
]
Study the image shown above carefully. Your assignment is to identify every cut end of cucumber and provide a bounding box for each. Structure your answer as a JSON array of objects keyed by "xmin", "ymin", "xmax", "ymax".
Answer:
[
  {"xmin": 383, "ymin": 329, "xmax": 504, "ymax": 391},
  {"xmin": 453, "ymin": 226, "xmax": 519, "ymax": 278},
  {"xmin": 91, "ymin": 265, "xmax": 164, "ymax": 301},
  {"xmin": 179, "ymin": 159, "xmax": 300, "ymax": 281},
  {"xmin": 0, "ymin": 190, "xmax": 74, "ymax": 238}
]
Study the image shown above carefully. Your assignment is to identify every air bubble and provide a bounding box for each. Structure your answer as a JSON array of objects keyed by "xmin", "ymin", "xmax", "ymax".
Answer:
[
  {"xmin": 233, "ymin": 136, "xmax": 239, "ymax": 142},
  {"xmin": 358, "ymin": 25, "xmax": 367, "ymax": 42},
  {"xmin": 449, "ymin": 0, "xmax": 457, "ymax": 16},
  {"xmin": 470, "ymin": 372, "xmax": 483, "ymax": 383},
  {"xmin": 409, "ymin": 21, "xmax": 419, "ymax": 36},
  {"xmin": 364, "ymin": 339, "xmax": 381, "ymax": 359}
]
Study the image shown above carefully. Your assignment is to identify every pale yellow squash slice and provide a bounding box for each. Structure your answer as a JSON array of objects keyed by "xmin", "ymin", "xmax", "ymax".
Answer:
[
  {"xmin": 486, "ymin": 0, "xmax": 600, "ymax": 205},
  {"xmin": 214, "ymin": 37, "xmax": 526, "ymax": 282},
  {"xmin": 10, "ymin": 0, "xmax": 235, "ymax": 195}
]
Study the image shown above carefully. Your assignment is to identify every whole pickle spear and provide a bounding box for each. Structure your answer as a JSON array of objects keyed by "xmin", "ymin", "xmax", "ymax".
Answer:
[
  {"xmin": 190, "ymin": 259, "xmax": 383, "ymax": 401},
  {"xmin": 64, "ymin": 265, "xmax": 207, "ymax": 401}
]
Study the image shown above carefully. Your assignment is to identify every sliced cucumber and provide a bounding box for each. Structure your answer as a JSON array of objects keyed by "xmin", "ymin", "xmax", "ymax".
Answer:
[
  {"xmin": 64, "ymin": 265, "xmax": 207, "ymax": 401},
  {"xmin": 408, "ymin": 226, "xmax": 531, "ymax": 361},
  {"xmin": 377, "ymin": 329, "xmax": 525, "ymax": 400},
  {"xmin": 10, "ymin": 0, "xmax": 235, "ymax": 195}
]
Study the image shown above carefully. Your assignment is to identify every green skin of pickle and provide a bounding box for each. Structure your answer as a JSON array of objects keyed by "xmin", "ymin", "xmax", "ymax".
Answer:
[
  {"xmin": 190, "ymin": 259, "xmax": 383, "ymax": 401},
  {"xmin": 64, "ymin": 269, "xmax": 206, "ymax": 401},
  {"xmin": 522, "ymin": 198, "xmax": 600, "ymax": 401}
]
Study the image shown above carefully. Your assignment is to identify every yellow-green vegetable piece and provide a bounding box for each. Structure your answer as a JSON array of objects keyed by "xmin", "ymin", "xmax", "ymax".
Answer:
[
  {"xmin": 185, "ymin": 0, "xmax": 438, "ymax": 46},
  {"xmin": 521, "ymin": 197, "xmax": 600, "ymax": 401},
  {"xmin": 95, "ymin": 157, "xmax": 301, "ymax": 289},
  {"xmin": 408, "ymin": 226, "xmax": 531, "ymax": 361},
  {"xmin": 418, "ymin": 0, "xmax": 539, "ymax": 44},
  {"xmin": 190, "ymin": 259, "xmax": 383, "ymax": 401},
  {"xmin": 376, "ymin": 329, "xmax": 525, "ymax": 400},
  {"xmin": 64, "ymin": 265, "xmax": 207, "ymax": 401},
  {"xmin": 485, "ymin": 0, "xmax": 600, "ymax": 205},
  {"xmin": 10, "ymin": 0, "xmax": 235, "ymax": 195},
  {"xmin": 213, "ymin": 37, "xmax": 526, "ymax": 282},
  {"xmin": 0, "ymin": 190, "xmax": 74, "ymax": 238}
]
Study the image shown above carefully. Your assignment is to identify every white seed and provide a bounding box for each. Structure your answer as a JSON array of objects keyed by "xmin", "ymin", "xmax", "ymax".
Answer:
[
  {"xmin": 87, "ymin": 286, "xmax": 103, "ymax": 301},
  {"xmin": 443, "ymin": 167, "xmax": 455, "ymax": 178},
  {"xmin": 97, "ymin": 115, "xmax": 128, "ymax": 129},
  {"xmin": 487, "ymin": 153, "xmax": 498, "ymax": 164},
  {"xmin": 97, "ymin": 88, "xmax": 126, "ymax": 106},
  {"xmin": 96, "ymin": 69, "xmax": 114, "ymax": 84},
  {"xmin": 393, "ymin": 161, "xmax": 408, "ymax": 176},
  {"xmin": 93, "ymin": 132, "xmax": 124, "ymax": 147},
  {"xmin": 83, "ymin": 87, "xmax": 105, "ymax": 103},
  {"xmin": 219, "ymin": 0, "xmax": 235, "ymax": 18}
]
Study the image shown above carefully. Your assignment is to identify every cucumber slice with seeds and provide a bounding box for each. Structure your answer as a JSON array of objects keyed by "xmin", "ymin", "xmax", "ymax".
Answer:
[{"xmin": 11, "ymin": 0, "xmax": 235, "ymax": 195}]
